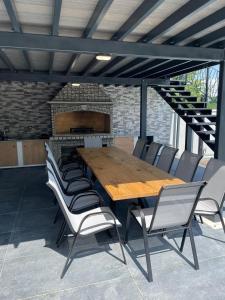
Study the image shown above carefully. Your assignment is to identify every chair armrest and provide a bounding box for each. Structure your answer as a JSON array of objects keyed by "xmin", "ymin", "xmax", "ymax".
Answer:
[
  {"xmin": 77, "ymin": 210, "xmax": 118, "ymax": 234},
  {"xmin": 198, "ymin": 197, "xmax": 220, "ymax": 211}
]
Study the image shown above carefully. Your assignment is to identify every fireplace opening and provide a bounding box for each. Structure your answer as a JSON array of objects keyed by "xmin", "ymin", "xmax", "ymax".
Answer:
[{"xmin": 54, "ymin": 111, "xmax": 110, "ymax": 135}]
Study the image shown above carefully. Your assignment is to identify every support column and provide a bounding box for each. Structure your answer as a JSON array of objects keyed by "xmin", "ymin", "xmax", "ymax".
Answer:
[
  {"xmin": 140, "ymin": 80, "xmax": 147, "ymax": 139},
  {"xmin": 215, "ymin": 60, "xmax": 225, "ymax": 160},
  {"xmin": 185, "ymin": 124, "xmax": 192, "ymax": 152}
]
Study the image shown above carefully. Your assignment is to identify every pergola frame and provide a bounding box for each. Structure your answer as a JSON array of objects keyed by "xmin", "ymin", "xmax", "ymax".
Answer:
[{"xmin": 0, "ymin": 0, "xmax": 225, "ymax": 160}]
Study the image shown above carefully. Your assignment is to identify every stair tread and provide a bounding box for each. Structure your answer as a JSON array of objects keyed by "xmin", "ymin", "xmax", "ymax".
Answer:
[
  {"xmin": 183, "ymin": 114, "xmax": 216, "ymax": 118},
  {"xmin": 188, "ymin": 122, "xmax": 216, "ymax": 125},
  {"xmin": 178, "ymin": 108, "xmax": 211, "ymax": 111},
  {"xmin": 196, "ymin": 130, "xmax": 215, "ymax": 134},
  {"xmin": 158, "ymin": 85, "xmax": 186, "ymax": 88},
  {"xmin": 172, "ymin": 101, "xmax": 207, "ymax": 104},
  {"xmin": 204, "ymin": 140, "xmax": 215, "ymax": 144}
]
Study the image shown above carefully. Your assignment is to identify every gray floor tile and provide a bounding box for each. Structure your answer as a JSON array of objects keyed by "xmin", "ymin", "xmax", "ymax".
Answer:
[
  {"xmin": 14, "ymin": 207, "xmax": 58, "ymax": 232},
  {"xmin": 23, "ymin": 273, "xmax": 142, "ymax": 300},
  {"xmin": 0, "ymin": 233, "xmax": 11, "ymax": 260},
  {"xmin": 0, "ymin": 188, "xmax": 22, "ymax": 202},
  {"xmin": 0, "ymin": 242, "xmax": 127, "ymax": 300},
  {"xmin": 0, "ymin": 213, "xmax": 17, "ymax": 234},
  {"xmin": 0, "ymin": 199, "xmax": 20, "ymax": 214}
]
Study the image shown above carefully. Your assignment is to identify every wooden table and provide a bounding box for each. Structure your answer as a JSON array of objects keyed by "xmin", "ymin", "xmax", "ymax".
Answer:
[{"xmin": 77, "ymin": 147, "xmax": 184, "ymax": 201}]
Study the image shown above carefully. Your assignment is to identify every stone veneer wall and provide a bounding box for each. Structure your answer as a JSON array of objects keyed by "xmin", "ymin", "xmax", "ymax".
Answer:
[
  {"xmin": 0, "ymin": 81, "xmax": 173, "ymax": 143},
  {"xmin": 0, "ymin": 81, "xmax": 63, "ymax": 139}
]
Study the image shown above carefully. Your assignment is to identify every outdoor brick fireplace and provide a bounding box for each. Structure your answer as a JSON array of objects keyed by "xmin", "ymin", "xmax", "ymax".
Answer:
[{"xmin": 49, "ymin": 83, "xmax": 113, "ymax": 159}]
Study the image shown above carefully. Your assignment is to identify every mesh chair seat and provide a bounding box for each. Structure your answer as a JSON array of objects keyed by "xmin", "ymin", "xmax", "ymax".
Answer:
[
  {"xmin": 195, "ymin": 198, "xmax": 218, "ymax": 215},
  {"xmin": 84, "ymin": 136, "xmax": 102, "ymax": 148},
  {"xmin": 70, "ymin": 206, "xmax": 121, "ymax": 236},
  {"xmin": 64, "ymin": 169, "xmax": 83, "ymax": 180},
  {"xmin": 67, "ymin": 179, "xmax": 91, "ymax": 194},
  {"xmin": 71, "ymin": 192, "xmax": 102, "ymax": 212},
  {"xmin": 60, "ymin": 161, "xmax": 81, "ymax": 172},
  {"xmin": 156, "ymin": 146, "xmax": 178, "ymax": 173}
]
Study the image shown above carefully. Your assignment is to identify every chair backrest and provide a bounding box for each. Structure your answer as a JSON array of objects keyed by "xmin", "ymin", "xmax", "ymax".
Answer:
[
  {"xmin": 150, "ymin": 181, "xmax": 205, "ymax": 231},
  {"xmin": 84, "ymin": 136, "xmax": 102, "ymax": 148},
  {"xmin": 46, "ymin": 165, "xmax": 72, "ymax": 206},
  {"xmin": 156, "ymin": 146, "xmax": 178, "ymax": 173},
  {"xmin": 144, "ymin": 142, "xmax": 162, "ymax": 165},
  {"xmin": 46, "ymin": 170, "xmax": 78, "ymax": 233},
  {"xmin": 200, "ymin": 163, "xmax": 225, "ymax": 209},
  {"xmin": 175, "ymin": 151, "xmax": 202, "ymax": 182},
  {"xmin": 133, "ymin": 139, "xmax": 146, "ymax": 158},
  {"xmin": 46, "ymin": 159, "xmax": 67, "ymax": 190},
  {"xmin": 202, "ymin": 158, "xmax": 225, "ymax": 181}
]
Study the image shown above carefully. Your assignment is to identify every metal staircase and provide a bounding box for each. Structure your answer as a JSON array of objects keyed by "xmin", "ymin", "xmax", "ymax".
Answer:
[{"xmin": 154, "ymin": 80, "xmax": 217, "ymax": 151}]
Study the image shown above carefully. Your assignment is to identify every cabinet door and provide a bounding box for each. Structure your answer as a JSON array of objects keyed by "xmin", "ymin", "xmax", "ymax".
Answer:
[
  {"xmin": 23, "ymin": 140, "xmax": 47, "ymax": 165},
  {"xmin": 0, "ymin": 141, "xmax": 18, "ymax": 166}
]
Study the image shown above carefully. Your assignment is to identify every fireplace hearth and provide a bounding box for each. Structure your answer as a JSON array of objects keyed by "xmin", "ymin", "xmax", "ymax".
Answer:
[{"xmin": 48, "ymin": 83, "xmax": 113, "ymax": 159}]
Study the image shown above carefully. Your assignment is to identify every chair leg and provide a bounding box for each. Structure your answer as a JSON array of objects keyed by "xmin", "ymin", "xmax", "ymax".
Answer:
[
  {"xmin": 218, "ymin": 211, "xmax": 225, "ymax": 234},
  {"xmin": 114, "ymin": 224, "xmax": 126, "ymax": 264},
  {"xmin": 53, "ymin": 207, "xmax": 61, "ymax": 224},
  {"xmin": 199, "ymin": 215, "xmax": 204, "ymax": 224},
  {"xmin": 188, "ymin": 227, "xmax": 199, "ymax": 270},
  {"xmin": 142, "ymin": 226, "xmax": 153, "ymax": 282},
  {"xmin": 56, "ymin": 220, "xmax": 66, "ymax": 246},
  {"xmin": 61, "ymin": 235, "xmax": 77, "ymax": 278},
  {"xmin": 124, "ymin": 210, "xmax": 131, "ymax": 244},
  {"xmin": 180, "ymin": 228, "xmax": 187, "ymax": 252}
]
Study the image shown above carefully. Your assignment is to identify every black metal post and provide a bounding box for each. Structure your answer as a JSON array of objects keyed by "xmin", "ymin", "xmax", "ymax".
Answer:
[
  {"xmin": 185, "ymin": 124, "xmax": 192, "ymax": 151},
  {"xmin": 140, "ymin": 80, "xmax": 147, "ymax": 139},
  {"xmin": 215, "ymin": 60, "xmax": 225, "ymax": 160}
]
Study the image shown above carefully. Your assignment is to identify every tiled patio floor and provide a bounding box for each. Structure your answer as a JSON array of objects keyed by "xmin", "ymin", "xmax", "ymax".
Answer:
[{"xmin": 0, "ymin": 166, "xmax": 225, "ymax": 299}]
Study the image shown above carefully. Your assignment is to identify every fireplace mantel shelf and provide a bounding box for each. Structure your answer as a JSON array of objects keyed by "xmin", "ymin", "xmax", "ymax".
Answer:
[{"xmin": 48, "ymin": 101, "xmax": 113, "ymax": 105}]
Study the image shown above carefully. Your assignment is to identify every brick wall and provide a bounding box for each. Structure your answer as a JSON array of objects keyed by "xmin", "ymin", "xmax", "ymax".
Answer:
[
  {"xmin": 0, "ymin": 81, "xmax": 62, "ymax": 139},
  {"xmin": 0, "ymin": 81, "xmax": 173, "ymax": 143}
]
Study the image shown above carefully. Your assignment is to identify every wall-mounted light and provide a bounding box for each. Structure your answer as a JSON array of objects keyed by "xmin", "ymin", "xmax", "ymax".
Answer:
[
  {"xmin": 96, "ymin": 54, "xmax": 112, "ymax": 61},
  {"xmin": 71, "ymin": 83, "xmax": 80, "ymax": 87}
]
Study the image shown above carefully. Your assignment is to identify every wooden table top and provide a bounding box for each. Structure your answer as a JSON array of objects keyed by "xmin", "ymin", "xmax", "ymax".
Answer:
[{"xmin": 77, "ymin": 147, "xmax": 184, "ymax": 201}]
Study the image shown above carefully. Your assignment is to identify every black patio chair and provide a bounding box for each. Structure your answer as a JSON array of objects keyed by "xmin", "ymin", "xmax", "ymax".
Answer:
[
  {"xmin": 144, "ymin": 142, "xmax": 162, "ymax": 165},
  {"xmin": 125, "ymin": 181, "xmax": 206, "ymax": 282},
  {"xmin": 156, "ymin": 145, "xmax": 178, "ymax": 173},
  {"xmin": 194, "ymin": 159, "xmax": 225, "ymax": 233},
  {"xmin": 133, "ymin": 138, "xmax": 146, "ymax": 159},
  {"xmin": 175, "ymin": 151, "xmax": 202, "ymax": 182}
]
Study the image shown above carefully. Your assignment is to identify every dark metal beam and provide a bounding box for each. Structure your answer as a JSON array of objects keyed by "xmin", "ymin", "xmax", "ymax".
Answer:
[
  {"xmin": 81, "ymin": 0, "xmax": 163, "ymax": 75},
  {"xmin": 0, "ymin": 71, "xmax": 168, "ymax": 86},
  {"xmin": 0, "ymin": 49, "xmax": 15, "ymax": 71},
  {"xmin": 185, "ymin": 125, "xmax": 193, "ymax": 152},
  {"xmin": 215, "ymin": 60, "xmax": 225, "ymax": 160},
  {"xmin": 66, "ymin": 0, "xmax": 112, "ymax": 75},
  {"xmin": 83, "ymin": 0, "xmax": 113, "ymax": 38},
  {"xmin": 96, "ymin": 0, "xmax": 212, "ymax": 76},
  {"xmin": 49, "ymin": 0, "xmax": 62, "ymax": 74},
  {"xmin": 140, "ymin": 80, "xmax": 147, "ymax": 138},
  {"xmin": 188, "ymin": 26, "xmax": 225, "ymax": 48},
  {"xmin": 111, "ymin": 0, "xmax": 164, "ymax": 41},
  {"xmin": 165, "ymin": 62, "xmax": 216, "ymax": 78},
  {"xmin": 0, "ymin": 32, "xmax": 223, "ymax": 61},
  {"xmin": 166, "ymin": 7, "xmax": 225, "ymax": 45},
  {"xmin": 3, "ymin": 0, "xmax": 32, "ymax": 71}
]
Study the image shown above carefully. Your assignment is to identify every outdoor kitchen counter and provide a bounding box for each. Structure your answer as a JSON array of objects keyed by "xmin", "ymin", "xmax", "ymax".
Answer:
[{"xmin": 0, "ymin": 139, "xmax": 47, "ymax": 167}]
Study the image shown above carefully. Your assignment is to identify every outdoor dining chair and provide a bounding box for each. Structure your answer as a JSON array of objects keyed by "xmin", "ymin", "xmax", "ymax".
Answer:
[
  {"xmin": 125, "ymin": 181, "xmax": 206, "ymax": 282},
  {"xmin": 144, "ymin": 142, "xmax": 162, "ymax": 165},
  {"xmin": 194, "ymin": 159, "xmax": 225, "ymax": 234},
  {"xmin": 156, "ymin": 145, "xmax": 178, "ymax": 173},
  {"xmin": 47, "ymin": 170, "xmax": 126, "ymax": 278},
  {"xmin": 84, "ymin": 136, "xmax": 102, "ymax": 148},
  {"xmin": 133, "ymin": 138, "xmax": 146, "ymax": 159},
  {"xmin": 46, "ymin": 159, "xmax": 91, "ymax": 196},
  {"xmin": 174, "ymin": 151, "xmax": 202, "ymax": 182},
  {"xmin": 46, "ymin": 146, "xmax": 84, "ymax": 181},
  {"xmin": 47, "ymin": 167, "xmax": 102, "ymax": 242},
  {"xmin": 45, "ymin": 142, "xmax": 81, "ymax": 173}
]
